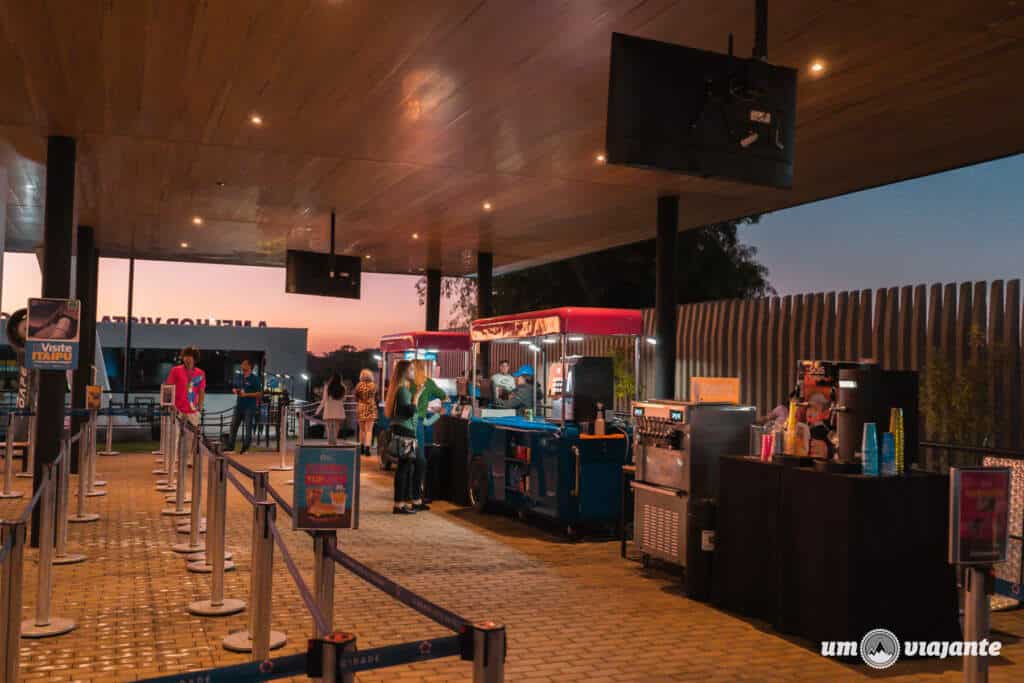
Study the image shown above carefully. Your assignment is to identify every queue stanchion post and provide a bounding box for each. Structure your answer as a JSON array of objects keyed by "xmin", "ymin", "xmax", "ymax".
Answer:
[
  {"xmin": 320, "ymin": 632, "xmax": 357, "ymax": 683},
  {"xmin": 163, "ymin": 419, "xmax": 191, "ymax": 516},
  {"xmin": 86, "ymin": 411, "xmax": 106, "ymax": 496},
  {"xmin": 187, "ymin": 446, "xmax": 244, "ymax": 615},
  {"xmin": 16, "ymin": 408, "xmax": 35, "ymax": 479},
  {"xmin": 272, "ymin": 406, "xmax": 292, "ymax": 472},
  {"xmin": 53, "ymin": 437, "xmax": 86, "ymax": 565},
  {"xmin": 99, "ymin": 406, "xmax": 119, "ymax": 456},
  {"xmin": 155, "ymin": 416, "xmax": 179, "ymax": 492},
  {"xmin": 471, "ymin": 622, "xmax": 506, "ymax": 683},
  {"xmin": 173, "ymin": 432, "xmax": 205, "ymax": 553},
  {"xmin": 0, "ymin": 520, "xmax": 27, "ymax": 680},
  {"xmin": 89, "ymin": 410, "xmax": 106, "ymax": 487},
  {"xmin": 153, "ymin": 410, "xmax": 169, "ymax": 474},
  {"xmin": 1, "ymin": 413, "xmax": 24, "ymax": 498},
  {"xmin": 187, "ymin": 441, "xmax": 234, "ymax": 570},
  {"xmin": 223, "ymin": 500, "xmax": 286, "ymax": 655},
  {"xmin": 21, "ymin": 462, "xmax": 77, "ymax": 638},
  {"xmin": 313, "ymin": 531, "xmax": 336, "ymax": 637},
  {"xmin": 69, "ymin": 427, "xmax": 100, "ymax": 523}
]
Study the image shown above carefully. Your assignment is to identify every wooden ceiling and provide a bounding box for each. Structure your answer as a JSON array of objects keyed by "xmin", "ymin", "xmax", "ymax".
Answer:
[{"xmin": 1, "ymin": 0, "xmax": 1022, "ymax": 275}]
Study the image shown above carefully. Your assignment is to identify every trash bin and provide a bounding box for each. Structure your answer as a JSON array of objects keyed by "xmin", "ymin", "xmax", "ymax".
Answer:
[{"xmin": 686, "ymin": 498, "xmax": 716, "ymax": 602}]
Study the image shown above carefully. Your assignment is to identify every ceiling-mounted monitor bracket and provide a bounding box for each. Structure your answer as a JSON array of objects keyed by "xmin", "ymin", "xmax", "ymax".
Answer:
[
  {"xmin": 753, "ymin": 0, "xmax": 768, "ymax": 61},
  {"xmin": 329, "ymin": 210, "xmax": 336, "ymax": 278}
]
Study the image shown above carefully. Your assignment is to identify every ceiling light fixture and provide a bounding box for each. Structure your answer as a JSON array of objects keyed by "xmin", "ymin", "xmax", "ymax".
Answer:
[
  {"xmin": 250, "ymin": 114, "xmax": 263, "ymax": 126},
  {"xmin": 215, "ymin": 181, "xmax": 225, "ymax": 188},
  {"xmin": 412, "ymin": 232, "xmax": 419, "ymax": 239},
  {"xmin": 810, "ymin": 60, "xmax": 826, "ymax": 75},
  {"xmin": 482, "ymin": 201, "xmax": 492, "ymax": 211},
  {"xmin": 365, "ymin": 254, "xmax": 372, "ymax": 259},
  {"xmin": 180, "ymin": 242, "xmax": 189, "ymax": 248},
  {"xmin": 192, "ymin": 216, "xmax": 203, "ymax": 225},
  {"xmin": 596, "ymin": 153, "xmax": 607, "ymax": 163}
]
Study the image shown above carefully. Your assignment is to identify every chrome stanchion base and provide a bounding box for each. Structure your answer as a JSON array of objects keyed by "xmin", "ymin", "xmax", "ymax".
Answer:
[
  {"xmin": 222, "ymin": 630, "xmax": 287, "ymax": 653},
  {"xmin": 21, "ymin": 617, "xmax": 77, "ymax": 638},
  {"xmin": 152, "ymin": 449, "xmax": 164, "ymax": 456},
  {"xmin": 185, "ymin": 550, "xmax": 234, "ymax": 562},
  {"xmin": 165, "ymin": 494, "xmax": 191, "ymax": 503},
  {"xmin": 171, "ymin": 541, "xmax": 205, "ymax": 554},
  {"xmin": 270, "ymin": 465, "xmax": 292, "ymax": 471},
  {"xmin": 154, "ymin": 483, "xmax": 176, "ymax": 492},
  {"xmin": 0, "ymin": 490, "xmax": 25, "ymax": 499},
  {"xmin": 15, "ymin": 472, "xmax": 32, "ymax": 479},
  {"xmin": 177, "ymin": 519, "xmax": 206, "ymax": 534},
  {"xmin": 186, "ymin": 559, "xmax": 236, "ymax": 573},
  {"xmin": 93, "ymin": 479, "xmax": 107, "ymax": 487},
  {"xmin": 152, "ymin": 469, "xmax": 169, "ymax": 476},
  {"xmin": 98, "ymin": 451, "xmax": 120, "ymax": 456},
  {"xmin": 68, "ymin": 513, "xmax": 100, "ymax": 523},
  {"xmin": 285, "ymin": 479, "xmax": 293, "ymax": 486},
  {"xmin": 85, "ymin": 490, "xmax": 107, "ymax": 498},
  {"xmin": 161, "ymin": 507, "xmax": 191, "ymax": 516},
  {"xmin": 187, "ymin": 598, "xmax": 245, "ymax": 617},
  {"xmin": 53, "ymin": 553, "xmax": 87, "ymax": 565}
]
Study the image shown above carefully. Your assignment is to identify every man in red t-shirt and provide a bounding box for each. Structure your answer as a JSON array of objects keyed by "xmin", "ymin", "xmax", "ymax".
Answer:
[{"xmin": 166, "ymin": 346, "xmax": 206, "ymax": 426}]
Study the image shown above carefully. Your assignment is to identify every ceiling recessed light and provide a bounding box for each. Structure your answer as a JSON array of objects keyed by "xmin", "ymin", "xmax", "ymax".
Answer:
[
  {"xmin": 250, "ymin": 114, "xmax": 263, "ymax": 126},
  {"xmin": 482, "ymin": 201, "xmax": 492, "ymax": 211},
  {"xmin": 810, "ymin": 60, "xmax": 826, "ymax": 75},
  {"xmin": 412, "ymin": 232, "xmax": 419, "ymax": 239},
  {"xmin": 180, "ymin": 241, "xmax": 189, "ymax": 248},
  {"xmin": 365, "ymin": 254, "xmax": 372, "ymax": 259},
  {"xmin": 215, "ymin": 181, "xmax": 225, "ymax": 188},
  {"xmin": 192, "ymin": 216, "xmax": 203, "ymax": 225},
  {"xmin": 595, "ymin": 153, "xmax": 606, "ymax": 163}
]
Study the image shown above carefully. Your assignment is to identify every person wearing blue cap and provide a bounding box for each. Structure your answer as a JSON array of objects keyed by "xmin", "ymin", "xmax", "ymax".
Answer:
[{"xmin": 495, "ymin": 364, "xmax": 536, "ymax": 416}]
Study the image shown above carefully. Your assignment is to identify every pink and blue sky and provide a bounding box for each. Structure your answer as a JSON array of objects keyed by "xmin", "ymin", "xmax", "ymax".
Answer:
[{"xmin": 3, "ymin": 154, "xmax": 1022, "ymax": 354}]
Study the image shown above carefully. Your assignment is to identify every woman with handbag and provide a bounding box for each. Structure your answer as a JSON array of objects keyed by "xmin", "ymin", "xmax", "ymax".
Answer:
[
  {"xmin": 384, "ymin": 360, "xmax": 419, "ymax": 514},
  {"xmin": 317, "ymin": 372, "xmax": 346, "ymax": 445}
]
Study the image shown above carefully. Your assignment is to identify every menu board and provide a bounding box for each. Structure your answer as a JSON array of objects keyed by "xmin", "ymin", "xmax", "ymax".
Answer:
[
  {"xmin": 950, "ymin": 467, "xmax": 1011, "ymax": 565},
  {"xmin": 293, "ymin": 446, "xmax": 360, "ymax": 531}
]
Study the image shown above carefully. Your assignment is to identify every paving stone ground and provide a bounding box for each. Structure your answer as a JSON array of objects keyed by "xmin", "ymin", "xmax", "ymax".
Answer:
[{"xmin": 2, "ymin": 443, "xmax": 1024, "ymax": 682}]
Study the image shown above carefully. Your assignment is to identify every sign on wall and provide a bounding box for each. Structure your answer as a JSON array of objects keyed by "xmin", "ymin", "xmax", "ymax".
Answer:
[
  {"xmin": 25, "ymin": 298, "xmax": 80, "ymax": 371},
  {"xmin": 293, "ymin": 446, "xmax": 360, "ymax": 531},
  {"xmin": 950, "ymin": 466, "xmax": 1012, "ymax": 565}
]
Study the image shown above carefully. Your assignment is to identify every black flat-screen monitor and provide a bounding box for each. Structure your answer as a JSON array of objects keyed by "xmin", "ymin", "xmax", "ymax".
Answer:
[
  {"xmin": 285, "ymin": 249, "xmax": 362, "ymax": 299},
  {"xmin": 606, "ymin": 32, "xmax": 798, "ymax": 189}
]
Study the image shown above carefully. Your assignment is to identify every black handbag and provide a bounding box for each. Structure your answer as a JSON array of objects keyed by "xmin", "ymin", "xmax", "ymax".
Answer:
[{"xmin": 389, "ymin": 432, "xmax": 417, "ymax": 462}]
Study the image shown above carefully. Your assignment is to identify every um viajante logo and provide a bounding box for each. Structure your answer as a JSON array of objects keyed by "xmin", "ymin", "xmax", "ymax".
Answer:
[{"xmin": 822, "ymin": 628, "xmax": 1003, "ymax": 668}]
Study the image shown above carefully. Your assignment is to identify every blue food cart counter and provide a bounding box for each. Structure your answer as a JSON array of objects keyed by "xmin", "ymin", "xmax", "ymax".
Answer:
[{"xmin": 468, "ymin": 415, "xmax": 630, "ymax": 538}]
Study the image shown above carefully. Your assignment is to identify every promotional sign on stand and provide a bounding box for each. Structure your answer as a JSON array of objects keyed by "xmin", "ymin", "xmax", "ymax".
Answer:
[
  {"xmin": 950, "ymin": 467, "xmax": 1012, "ymax": 565},
  {"xmin": 293, "ymin": 446, "xmax": 360, "ymax": 531},
  {"xmin": 86, "ymin": 385, "xmax": 102, "ymax": 411},
  {"xmin": 159, "ymin": 384, "xmax": 175, "ymax": 406},
  {"xmin": 24, "ymin": 298, "xmax": 81, "ymax": 370}
]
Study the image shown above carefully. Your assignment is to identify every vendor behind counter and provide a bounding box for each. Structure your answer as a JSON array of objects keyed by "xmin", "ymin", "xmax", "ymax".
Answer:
[{"xmin": 493, "ymin": 364, "xmax": 538, "ymax": 416}]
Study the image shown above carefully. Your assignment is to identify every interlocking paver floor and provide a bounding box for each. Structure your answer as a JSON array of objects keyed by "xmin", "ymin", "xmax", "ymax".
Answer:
[{"xmin": 2, "ymin": 443, "xmax": 1023, "ymax": 682}]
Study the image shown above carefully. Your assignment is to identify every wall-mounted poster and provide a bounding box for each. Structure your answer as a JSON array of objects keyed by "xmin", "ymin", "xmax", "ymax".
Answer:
[
  {"xmin": 293, "ymin": 446, "xmax": 360, "ymax": 531},
  {"xmin": 950, "ymin": 466, "xmax": 1011, "ymax": 565},
  {"xmin": 25, "ymin": 298, "xmax": 80, "ymax": 370},
  {"xmin": 160, "ymin": 384, "xmax": 175, "ymax": 407}
]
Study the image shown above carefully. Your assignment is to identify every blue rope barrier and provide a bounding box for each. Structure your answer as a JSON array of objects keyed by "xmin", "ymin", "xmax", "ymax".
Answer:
[
  {"xmin": 226, "ymin": 470, "xmax": 257, "ymax": 506},
  {"xmin": 324, "ymin": 544, "xmax": 471, "ymax": 634},
  {"xmin": 269, "ymin": 517, "xmax": 330, "ymax": 636},
  {"xmin": 266, "ymin": 483, "xmax": 294, "ymax": 519},
  {"xmin": 133, "ymin": 652, "xmax": 307, "ymax": 683},
  {"xmin": 336, "ymin": 635, "xmax": 463, "ymax": 674},
  {"xmin": 17, "ymin": 478, "xmax": 46, "ymax": 525}
]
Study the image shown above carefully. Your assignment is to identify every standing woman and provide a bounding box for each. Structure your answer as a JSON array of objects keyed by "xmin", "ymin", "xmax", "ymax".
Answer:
[
  {"xmin": 354, "ymin": 369, "xmax": 377, "ymax": 457},
  {"xmin": 317, "ymin": 372, "xmax": 346, "ymax": 446},
  {"xmin": 384, "ymin": 360, "xmax": 417, "ymax": 515}
]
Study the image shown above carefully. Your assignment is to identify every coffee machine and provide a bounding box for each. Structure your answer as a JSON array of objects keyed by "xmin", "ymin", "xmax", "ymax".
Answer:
[{"xmin": 550, "ymin": 356, "xmax": 613, "ymax": 423}]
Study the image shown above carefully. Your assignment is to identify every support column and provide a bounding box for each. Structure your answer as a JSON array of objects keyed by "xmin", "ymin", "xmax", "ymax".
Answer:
[
  {"xmin": 123, "ymin": 257, "xmax": 135, "ymax": 407},
  {"xmin": 477, "ymin": 252, "xmax": 493, "ymax": 378},
  {"xmin": 32, "ymin": 136, "xmax": 76, "ymax": 546},
  {"xmin": 425, "ymin": 269, "xmax": 442, "ymax": 331},
  {"xmin": 654, "ymin": 195, "xmax": 679, "ymax": 400},
  {"xmin": 71, "ymin": 227, "xmax": 98, "ymax": 474}
]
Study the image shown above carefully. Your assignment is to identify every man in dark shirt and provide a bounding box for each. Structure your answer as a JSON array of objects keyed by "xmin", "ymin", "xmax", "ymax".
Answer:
[
  {"xmin": 495, "ymin": 365, "xmax": 536, "ymax": 417},
  {"xmin": 226, "ymin": 358, "xmax": 262, "ymax": 453}
]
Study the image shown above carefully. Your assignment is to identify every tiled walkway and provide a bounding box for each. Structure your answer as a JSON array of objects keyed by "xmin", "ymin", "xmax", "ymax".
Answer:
[{"xmin": 2, "ymin": 445, "xmax": 1023, "ymax": 682}]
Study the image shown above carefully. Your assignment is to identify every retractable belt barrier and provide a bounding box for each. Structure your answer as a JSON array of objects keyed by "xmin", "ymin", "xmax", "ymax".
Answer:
[{"xmin": 132, "ymin": 412, "xmax": 506, "ymax": 683}]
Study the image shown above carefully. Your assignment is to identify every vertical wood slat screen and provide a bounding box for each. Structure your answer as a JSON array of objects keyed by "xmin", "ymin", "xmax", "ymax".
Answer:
[{"xmin": 667, "ymin": 280, "xmax": 1023, "ymax": 450}]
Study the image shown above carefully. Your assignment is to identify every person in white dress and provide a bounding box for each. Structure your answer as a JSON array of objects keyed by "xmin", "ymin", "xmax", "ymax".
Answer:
[{"xmin": 317, "ymin": 373, "xmax": 346, "ymax": 446}]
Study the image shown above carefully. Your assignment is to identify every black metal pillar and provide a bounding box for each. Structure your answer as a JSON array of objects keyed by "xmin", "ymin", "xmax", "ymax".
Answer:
[
  {"xmin": 32, "ymin": 136, "xmax": 76, "ymax": 546},
  {"xmin": 654, "ymin": 195, "xmax": 679, "ymax": 400},
  {"xmin": 71, "ymin": 226, "xmax": 98, "ymax": 474},
  {"xmin": 425, "ymin": 269, "xmax": 442, "ymax": 331},
  {"xmin": 477, "ymin": 252, "xmax": 493, "ymax": 378},
  {"xmin": 123, "ymin": 257, "xmax": 135, "ymax": 408}
]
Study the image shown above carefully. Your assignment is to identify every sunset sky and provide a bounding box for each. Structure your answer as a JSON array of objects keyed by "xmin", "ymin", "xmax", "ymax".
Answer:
[{"xmin": 2, "ymin": 154, "xmax": 1021, "ymax": 354}]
